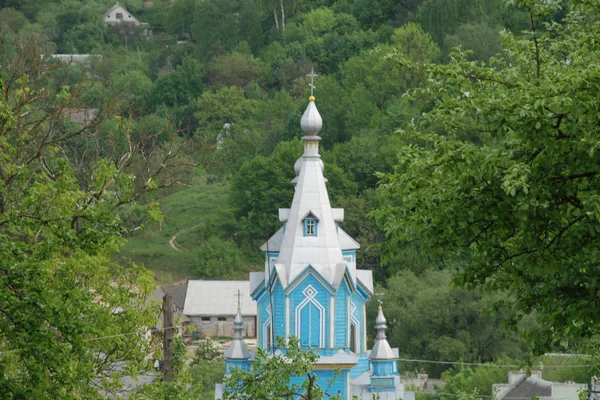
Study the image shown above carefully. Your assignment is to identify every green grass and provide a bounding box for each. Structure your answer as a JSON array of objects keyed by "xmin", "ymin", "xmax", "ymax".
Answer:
[{"xmin": 118, "ymin": 182, "xmax": 234, "ymax": 283}]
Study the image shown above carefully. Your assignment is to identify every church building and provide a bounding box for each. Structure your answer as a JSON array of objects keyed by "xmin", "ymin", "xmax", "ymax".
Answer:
[{"xmin": 215, "ymin": 94, "xmax": 413, "ymax": 400}]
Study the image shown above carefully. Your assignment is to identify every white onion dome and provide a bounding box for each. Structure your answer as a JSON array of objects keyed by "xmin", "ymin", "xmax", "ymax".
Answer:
[{"xmin": 300, "ymin": 96, "xmax": 322, "ymax": 137}]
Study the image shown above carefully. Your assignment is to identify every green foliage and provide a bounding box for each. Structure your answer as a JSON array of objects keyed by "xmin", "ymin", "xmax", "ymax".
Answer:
[
  {"xmin": 375, "ymin": 0, "xmax": 600, "ymax": 353},
  {"xmin": 149, "ymin": 56, "xmax": 204, "ymax": 109},
  {"xmin": 0, "ymin": 39, "xmax": 163, "ymax": 399},
  {"xmin": 196, "ymin": 237, "xmax": 248, "ymax": 278},
  {"xmin": 192, "ymin": 337, "xmax": 223, "ymax": 363},
  {"xmin": 206, "ymin": 52, "xmax": 263, "ymax": 88},
  {"xmin": 190, "ymin": 358, "xmax": 226, "ymax": 399},
  {"xmin": 223, "ymin": 336, "xmax": 333, "ymax": 399},
  {"xmin": 229, "ymin": 140, "xmax": 300, "ymax": 247},
  {"xmin": 373, "ymin": 271, "xmax": 531, "ymax": 377}
]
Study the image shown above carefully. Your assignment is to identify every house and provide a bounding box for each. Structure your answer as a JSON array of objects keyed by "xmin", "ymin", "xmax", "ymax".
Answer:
[
  {"xmin": 183, "ymin": 280, "xmax": 257, "ymax": 337},
  {"xmin": 493, "ymin": 370, "xmax": 586, "ymax": 400},
  {"xmin": 105, "ymin": 3, "xmax": 142, "ymax": 26},
  {"xmin": 214, "ymin": 94, "xmax": 415, "ymax": 400}
]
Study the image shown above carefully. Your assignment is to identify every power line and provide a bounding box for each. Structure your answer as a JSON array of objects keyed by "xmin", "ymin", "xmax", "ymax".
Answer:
[
  {"xmin": 0, "ymin": 325, "xmax": 180, "ymax": 355},
  {"xmin": 412, "ymin": 391, "xmax": 581, "ymax": 400},
  {"xmin": 397, "ymin": 358, "xmax": 594, "ymax": 369}
]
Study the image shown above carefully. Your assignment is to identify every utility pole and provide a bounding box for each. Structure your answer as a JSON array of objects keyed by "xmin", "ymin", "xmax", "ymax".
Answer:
[{"xmin": 163, "ymin": 292, "xmax": 174, "ymax": 381}]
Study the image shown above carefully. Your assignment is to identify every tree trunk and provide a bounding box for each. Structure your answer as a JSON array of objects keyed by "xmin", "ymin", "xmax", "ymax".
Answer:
[
  {"xmin": 273, "ymin": 7, "xmax": 279, "ymax": 31},
  {"xmin": 280, "ymin": 0, "xmax": 285, "ymax": 32}
]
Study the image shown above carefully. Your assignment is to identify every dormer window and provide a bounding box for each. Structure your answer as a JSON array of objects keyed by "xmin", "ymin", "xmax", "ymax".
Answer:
[{"xmin": 303, "ymin": 214, "xmax": 318, "ymax": 236}]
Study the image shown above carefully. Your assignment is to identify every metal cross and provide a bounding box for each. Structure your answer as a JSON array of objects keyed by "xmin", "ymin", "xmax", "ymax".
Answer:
[
  {"xmin": 235, "ymin": 289, "xmax": 242, "ymax": 310},
  {"xmin": 307, "ymin": 67, "xmax": 318, "ymax": 96},
  {"xmin": 375, "ymin": 292, "xmax": 385, "ymax": 306}
]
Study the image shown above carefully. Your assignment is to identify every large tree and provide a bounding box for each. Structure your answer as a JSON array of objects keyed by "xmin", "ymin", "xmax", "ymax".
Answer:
[
  {"xmin": 0, "ymin": 38, "xmax": 190, "ymax": 398},
  {"xmin": 374, "ymin": 0, "xmax": 600, "ymax": 354}
]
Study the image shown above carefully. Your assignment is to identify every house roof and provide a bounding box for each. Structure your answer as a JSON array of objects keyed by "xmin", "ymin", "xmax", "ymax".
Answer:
[
  {"xmin": 105, "ymin": 3, "xmax": 123, "ymax": 15},
  {"xmin": 183, "ymin": 280, "xmax": 257, "ymax": 316},
  {"xmin": 162, "ymin": 285, "xmax": 187, "ymax": 310},
  {"xmin": 501, "ymin": 377, "xmax": 552, "ymax": 400}
]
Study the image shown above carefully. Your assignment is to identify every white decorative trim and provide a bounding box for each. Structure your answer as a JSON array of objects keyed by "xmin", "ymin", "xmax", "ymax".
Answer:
[
  {"xmin": 350, "ymin": 301, "xmax": 359, "ymax": 326},
  {"xmin": 295, "ymin": 285, "xmax": 326, "ymax": 347},
  {"xmin": 285, "ymin": 297, "xmax": 290, "ymax": 340},
  {"xmin": 347, "ymin": 296, "xmax": 351, "ymax": 346},
  {"xmin": 363, "ymin": 304, "xmax": 367, "ymax": 352},
  {"xmin": 263, "ymin": 305, "xmax": 272, "ymax": 349},
  {"xmin": 330, "ymin": 296, "xmax": 335, "ymax": 347},
  {"xmin": 350, "ymin": 301, "xmax": 360, "ymax": 352}
]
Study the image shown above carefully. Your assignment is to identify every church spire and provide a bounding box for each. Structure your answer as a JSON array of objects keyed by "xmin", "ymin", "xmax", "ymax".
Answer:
[
  {"xmin": 224, "ymin": 306, "xmax": 251, "ymax": 360},
  {"xmin": 369, "ymin": 305, "xmax": 396, "ymax": 360},
  {"xmin": 272, "ymin": 88, "xmax": 351, "ymax": 288}
]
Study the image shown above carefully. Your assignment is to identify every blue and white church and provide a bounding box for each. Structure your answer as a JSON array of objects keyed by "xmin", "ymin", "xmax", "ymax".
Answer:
[{"xmin": 215, "ymin": 95, "xmax": 414, "ymax": 400}]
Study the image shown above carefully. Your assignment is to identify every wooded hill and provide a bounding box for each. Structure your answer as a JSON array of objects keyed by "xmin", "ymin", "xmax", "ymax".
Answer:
[{"xmin": 2, "ymin": 0, "xmax": 598, "ymax": 397}]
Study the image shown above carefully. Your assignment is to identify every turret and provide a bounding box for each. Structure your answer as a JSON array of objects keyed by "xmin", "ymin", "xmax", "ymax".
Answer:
[
  {"xmin": 369, "ymin": 305, "xmax": 398, "ymax": 392},
  {"xmin": 224, "ymin": 307, "xmax": 251, "ymax": 373}
]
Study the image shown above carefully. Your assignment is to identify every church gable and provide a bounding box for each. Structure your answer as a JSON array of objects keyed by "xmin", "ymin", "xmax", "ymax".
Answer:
[{"xmin": 288, "ymin": 272, "xmax": 331, "ymax": 348}]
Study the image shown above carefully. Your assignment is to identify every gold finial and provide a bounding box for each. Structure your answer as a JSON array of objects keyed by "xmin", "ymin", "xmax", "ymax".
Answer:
[
  {"xmin": 309, "ymin": 95, "xmax": 315, "ymax": 102},
  {"xmin": 378, "ymin": 304, "xmax": 382, "ymax": 310}
]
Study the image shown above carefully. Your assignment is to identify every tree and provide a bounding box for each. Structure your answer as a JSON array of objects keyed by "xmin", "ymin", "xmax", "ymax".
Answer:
[
  {"xmin": 223, "ymin": 336, "xmax": 334, "ymax": 400},
  {"xmin": 374, "ymin": 0, "xmax": 600, "ymax": 354},
  {"xmin": 0, "ymin": 38, "xmax": 191, "ymax": 398},
  {"xmin": 373, "ymin": 271, "xmax": 531, "ymax": 377}
]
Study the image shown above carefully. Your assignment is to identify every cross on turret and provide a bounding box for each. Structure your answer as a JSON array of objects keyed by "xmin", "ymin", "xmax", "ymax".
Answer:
[
  {"xmin": 307, "ymin": 67, "xmax": 318, "ymax": 97},
  {"xmin": 375, "ymin": 292, "xmax": 385, "ymax": 307},
  {"xmin": 235, "ymin": 289, "xmax": 242, "ymax": 310}
]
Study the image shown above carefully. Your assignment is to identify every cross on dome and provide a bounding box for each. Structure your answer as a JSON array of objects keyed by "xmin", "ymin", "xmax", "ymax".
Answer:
[{"xmin": 307, "ymin": 67, "xmax": 318, "ymax": 98}]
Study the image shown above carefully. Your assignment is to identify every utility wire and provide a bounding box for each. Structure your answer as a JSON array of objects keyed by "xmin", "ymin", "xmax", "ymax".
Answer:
[
  {"xmin": 397, "ymin": 358, "xmax": 594, "ymax": 368},
  {"xmin": 0, "ymin": 325, "xmax": 179, "ymax": 355}
]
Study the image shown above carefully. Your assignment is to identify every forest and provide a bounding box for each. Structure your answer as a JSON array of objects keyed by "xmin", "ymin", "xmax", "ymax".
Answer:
[{"xmin": 1, "ymin": 0, "xmax": 600, "ymax": 398}]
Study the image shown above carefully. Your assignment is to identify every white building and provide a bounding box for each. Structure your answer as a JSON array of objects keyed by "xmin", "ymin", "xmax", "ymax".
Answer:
[
  {"xmin": 493, "ymin": 370, "xmax": 586, "ymax": 400},
  {"xmin": 183, "ymin": 280, "xmax": 257, "ymax": 337},
  {"xmin": 105, "ymin": 3, "xmax": 142, "ymax": 26}
]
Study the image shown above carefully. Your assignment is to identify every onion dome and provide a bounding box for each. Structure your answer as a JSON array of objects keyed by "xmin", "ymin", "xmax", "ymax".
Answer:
[
  {"xmin": 369, "ymin": 305, "xmax": 396, "ymax": 360},
  {"xmin": 300, "ymin": 96, "xmax": 322, "ymax": 138}
]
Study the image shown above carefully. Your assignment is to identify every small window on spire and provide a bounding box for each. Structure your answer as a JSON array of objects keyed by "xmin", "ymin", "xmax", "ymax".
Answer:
[{"xmin": 303, "ymin": 214, "xmax": 318, "ymax": 236}]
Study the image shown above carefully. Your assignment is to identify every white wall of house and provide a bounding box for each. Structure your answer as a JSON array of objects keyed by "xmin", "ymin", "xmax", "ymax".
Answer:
[{"xmin": 105, "ymin": 4, "xmax": 140, "ymax": 25}]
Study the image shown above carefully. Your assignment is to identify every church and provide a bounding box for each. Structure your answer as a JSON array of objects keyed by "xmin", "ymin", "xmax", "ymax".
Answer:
[{"xmin": 215, "ymin": 93, "xmax": 414, "ymax": 400}]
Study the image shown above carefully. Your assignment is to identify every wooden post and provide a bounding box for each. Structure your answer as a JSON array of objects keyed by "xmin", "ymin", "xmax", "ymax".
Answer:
[{"xmin": 163, "ymin": 293, "xmax": 174, "ymax": 381}]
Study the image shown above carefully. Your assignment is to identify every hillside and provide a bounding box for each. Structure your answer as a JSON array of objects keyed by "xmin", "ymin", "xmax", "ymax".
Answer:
[{"xmin": 118, "ymin": 181, "xmax": 237, "ymax": 283}]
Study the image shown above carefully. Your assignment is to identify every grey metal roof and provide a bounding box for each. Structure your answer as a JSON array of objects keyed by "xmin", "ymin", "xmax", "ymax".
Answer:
[
  {"xmin": 162, "ymin": 285, "xmax": 187, "ymax": 311},
  {"xmin": 260, "ymin": 226, "xmax": 284, "ymax": 252},
  {"xmin": 183, "ymin": 280, "xmax": 257, "ymax": 316},
  {"xmin": 356, "ymin": 270, "xmax": 373, "ymax": 294},
  {"xmin": 501, "ymin": 377, "xmax": 552, "ymax": 400},
  {"xmin": 369, "ymin": 307, "xmax": 396, "ymax": 360},
  {"xmin": 224, "ymin": 309, "xmax": 251, "ymax": 360},
  {"xmin": 249, "ymin": 272, "xmax": 264, "ymax": 295},
  {"xmin": 338, "ymin": 227, "xmax": 360, "ymax": 250}
]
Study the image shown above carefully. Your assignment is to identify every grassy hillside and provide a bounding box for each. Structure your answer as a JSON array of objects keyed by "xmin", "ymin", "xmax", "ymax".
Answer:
[{"xmin": 119, "ymin": 182, "xmax": 236, "ymax": 283}]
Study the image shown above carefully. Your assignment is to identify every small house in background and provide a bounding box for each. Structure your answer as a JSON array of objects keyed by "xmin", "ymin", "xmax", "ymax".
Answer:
[
  {"xmin": 105, "ymin": 3, "xmax": 142, "ymax": 26},
  {"xmin": 183, "ymin": 280, "xmax": 257, "ymax": 337},
  {"xmin": 493, "ymin": 370, "xmax": 586, "ymax": 400}
]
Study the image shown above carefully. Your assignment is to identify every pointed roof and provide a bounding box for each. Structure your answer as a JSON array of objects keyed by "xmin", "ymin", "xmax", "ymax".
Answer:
[
  {"xmin": 369, "ymin": 305, "xmax": 396, "ymax": 360},
  {"xmin": 224, "ymin": 308, "xmax": 251, "ymax": 360},
  {"xmin": 273, "ymin": 97, "xmax": 355, "ymax": 288}
]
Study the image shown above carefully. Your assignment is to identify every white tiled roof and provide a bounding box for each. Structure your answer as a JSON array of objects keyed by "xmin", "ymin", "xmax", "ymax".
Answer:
[{"xmin": 183, "ymin": 280, "xmax": 257, "ymax": 316}]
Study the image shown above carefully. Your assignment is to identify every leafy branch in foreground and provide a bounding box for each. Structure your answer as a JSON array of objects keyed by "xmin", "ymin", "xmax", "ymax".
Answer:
[
  {"xmin": 374, "ymin": 0, "xmax": 600, "ymax": 355},
  {"xmin": 223, "ymin": 336, "xmax": 340, "ymax": 400},
  {"xmin": 0, "ymin": 37, "xmax": 194, "ymax": 399}
]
